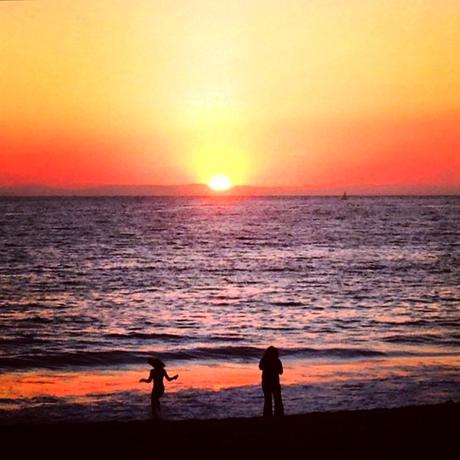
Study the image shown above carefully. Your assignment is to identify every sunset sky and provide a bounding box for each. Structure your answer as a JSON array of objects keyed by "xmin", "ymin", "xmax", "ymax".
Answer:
[{"xmin": 1, "ymin": 0, "xmax": 459, "ymax": 192}]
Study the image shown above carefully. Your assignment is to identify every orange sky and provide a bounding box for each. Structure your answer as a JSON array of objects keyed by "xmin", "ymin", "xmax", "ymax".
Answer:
[{"xmin": 1, "ymin": 1, "xmax": 459, "ymax": 191}]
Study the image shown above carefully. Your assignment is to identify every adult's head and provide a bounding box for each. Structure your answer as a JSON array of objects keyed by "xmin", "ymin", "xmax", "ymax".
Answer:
[{"xmin": 263, "ymin": 346, "xmax": 279, "ymax": 361}]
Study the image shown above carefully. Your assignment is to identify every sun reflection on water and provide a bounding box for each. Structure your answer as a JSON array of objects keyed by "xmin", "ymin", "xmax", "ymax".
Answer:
[{"xmin": 1, "ymin": 355, "xmax": 459, "ymax": 404}]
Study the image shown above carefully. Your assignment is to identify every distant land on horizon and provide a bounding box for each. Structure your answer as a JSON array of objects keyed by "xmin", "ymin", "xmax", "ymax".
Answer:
[{"xmin": 0, "ymin": 183, "xmax": 459, "ymax": 197}]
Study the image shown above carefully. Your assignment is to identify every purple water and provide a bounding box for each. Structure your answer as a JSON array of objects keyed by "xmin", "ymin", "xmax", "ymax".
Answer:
[{"xmin": 0, "ymin": 196, "xmax": 459, "ymax": 423}]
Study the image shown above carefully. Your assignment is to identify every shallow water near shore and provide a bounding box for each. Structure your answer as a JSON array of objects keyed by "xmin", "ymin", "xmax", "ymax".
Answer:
[
  {"xmin": 0, "ymin": 196, "xmax": 459, "ymax": 423},
  {"xmin": 1, "ymin": 354, "xmax": 459, "ymax": 424}
]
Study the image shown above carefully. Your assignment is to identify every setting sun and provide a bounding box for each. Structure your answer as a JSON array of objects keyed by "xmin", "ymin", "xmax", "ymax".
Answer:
[{"xmin": 208, "ymin": 175, "xmax": 232, "ymax": 191}]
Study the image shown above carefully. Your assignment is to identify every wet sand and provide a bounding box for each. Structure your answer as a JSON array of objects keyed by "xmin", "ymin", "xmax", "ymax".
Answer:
[{"xmin": 1, "ymin": 402, "xmax": 458, "ymax": 459}]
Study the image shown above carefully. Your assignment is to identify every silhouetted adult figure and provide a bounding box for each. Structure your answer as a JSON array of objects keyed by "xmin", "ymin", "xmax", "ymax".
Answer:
[
  {"xmin": 140, "ymin": 358, "xmax": 178, "ymax": 417},
  {"xmin": 259, "ymin": 346, "xmax": 284, "ymax": 417}
]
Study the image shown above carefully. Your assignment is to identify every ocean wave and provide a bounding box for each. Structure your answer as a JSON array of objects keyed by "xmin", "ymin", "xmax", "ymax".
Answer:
[
  {"xmin": 274, "ymin": 301, "xmax": 305, "ymax": 307},
  {"xmin": 382, "ymin": 334, "xmax": 460, "ymax": 346},
  {"xmin": 0, "ymin": 346, "xmax": 389, "ymax": 370},
  {"xmin": 15, "ymin": 316, "xmax": 55, "ymax": 324},
  {"xmin": 104, "ymin": 332, "xmax": 183, "ymax": 340},
  {"xmin": 0, "ymin": 351, "xmax": 146, "ymax": 369},
  {"xmin": 1, "ymin": 197, "xmax": 459, "ymax": 378}
]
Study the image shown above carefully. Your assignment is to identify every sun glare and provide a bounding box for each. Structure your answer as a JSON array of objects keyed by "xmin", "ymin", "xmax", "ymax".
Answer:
[{"xmin": 208, "ymin": 175, "xmax": 232, "ymax": 191}]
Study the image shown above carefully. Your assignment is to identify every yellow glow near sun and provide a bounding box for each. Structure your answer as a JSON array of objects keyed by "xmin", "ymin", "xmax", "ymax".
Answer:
[
  {"xmin": 208, "ymin": 175, "xmax": 232, "ymax": 191},
  {"xmin": 191, "ymin": 142, "xmax": 250, "ymax": 188}
]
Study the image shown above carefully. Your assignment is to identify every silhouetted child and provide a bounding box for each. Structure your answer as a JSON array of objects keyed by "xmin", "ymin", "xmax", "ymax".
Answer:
[
  {"xmin": 139, "ymin": 358, "xmax": 178, "ymax": 417},
  {"xmin": 259, "ymin": 346, "xmax": 284, "ymax": 417}
]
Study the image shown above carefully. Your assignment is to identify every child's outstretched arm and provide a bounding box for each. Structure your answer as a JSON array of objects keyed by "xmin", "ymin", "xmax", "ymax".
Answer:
[
  {"xmin": 164, "ymin": 370, "xmax": 179, "ymax": 381},
  {"xmin": 139, "ymin": 370, "xmax": 153, "ymax": 383}
]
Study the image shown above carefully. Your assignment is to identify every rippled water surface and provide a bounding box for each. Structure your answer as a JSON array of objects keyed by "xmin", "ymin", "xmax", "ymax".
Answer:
[{"xmin": 0, "ymin": 196, "xmax": 459, "ymax": 422}]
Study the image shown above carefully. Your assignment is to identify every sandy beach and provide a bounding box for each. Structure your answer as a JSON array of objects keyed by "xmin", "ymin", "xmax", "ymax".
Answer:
[{"xmin": 1, "ymin": 402, "xmax": 458, "ymax": 459}]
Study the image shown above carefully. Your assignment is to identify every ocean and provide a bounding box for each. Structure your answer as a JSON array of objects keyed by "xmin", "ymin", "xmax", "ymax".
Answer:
[{"xmin": 0, "ymin": 196, "xmax": 459, "ymax": 423}]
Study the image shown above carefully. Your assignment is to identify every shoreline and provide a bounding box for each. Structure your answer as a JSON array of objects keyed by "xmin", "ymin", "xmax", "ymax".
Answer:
[
  {"xmin": 1, "ymin": 355, "xmax": 459, "ymax": 424},
  {"xmin": 2, "ymin": 402, "xmax": 458, "ymax": 458},
  {"xmin": 1, "ymin": 354, "xmax": 459, "ymax": 425}
]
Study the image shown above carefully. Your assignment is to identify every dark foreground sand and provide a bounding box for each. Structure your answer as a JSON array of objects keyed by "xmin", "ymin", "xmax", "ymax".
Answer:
[{"xmin": 1, "ymin": 402, "xmax": 458, "ymax": 459}]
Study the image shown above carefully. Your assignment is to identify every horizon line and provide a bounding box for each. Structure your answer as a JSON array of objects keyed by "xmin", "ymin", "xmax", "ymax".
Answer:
[{"xmin": 0, "ymin": 182, "xmax": 459, "ymax": 197}]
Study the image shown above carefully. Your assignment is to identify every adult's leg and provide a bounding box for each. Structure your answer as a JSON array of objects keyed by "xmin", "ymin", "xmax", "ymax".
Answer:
[
  {"xmin": 273, "ymin": 386, "xmax": 284, "ymax": 417},
  {"xmin": 262, "ymin": 384, "xmax": 273, "ymax": 417}
]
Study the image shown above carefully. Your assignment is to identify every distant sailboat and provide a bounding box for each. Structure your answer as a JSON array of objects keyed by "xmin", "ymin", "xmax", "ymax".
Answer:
[{"xmin": 341, "ymin": 192, "xmax": 347, "ymax": 200}]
